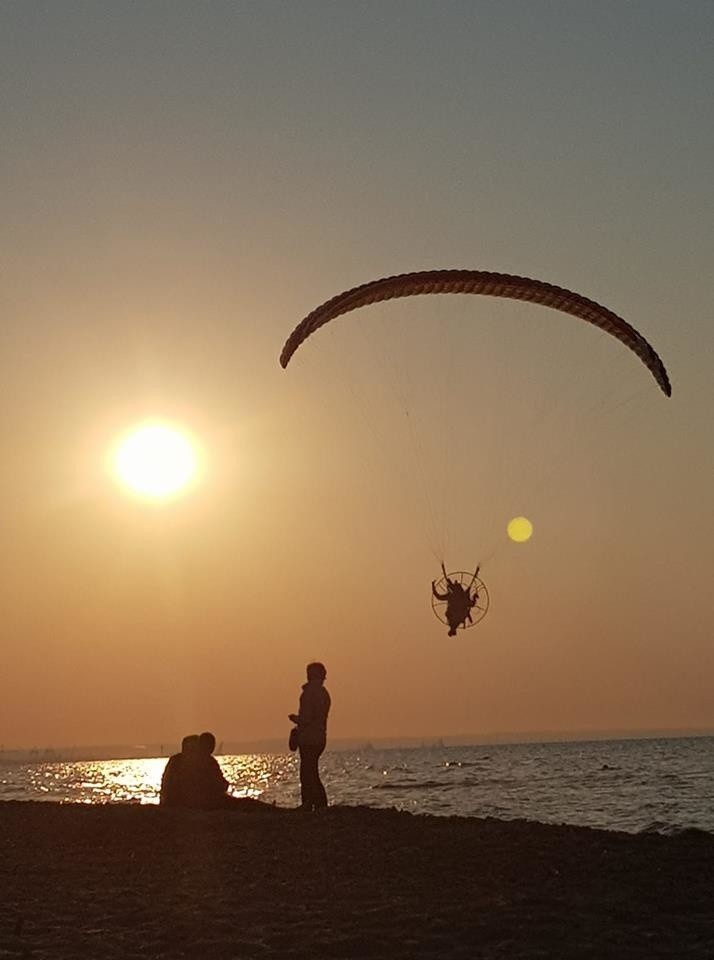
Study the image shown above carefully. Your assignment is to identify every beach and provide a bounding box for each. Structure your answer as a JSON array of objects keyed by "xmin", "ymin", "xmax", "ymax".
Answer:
[{"xmin": 1, "ymin": 802, "xmax": 712, "ymax": 959}]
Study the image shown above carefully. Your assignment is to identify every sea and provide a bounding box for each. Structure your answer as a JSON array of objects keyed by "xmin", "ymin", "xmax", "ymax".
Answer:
[{"xmin": 2, "ymin": 737, "xmax": 712, "ymax": 835}]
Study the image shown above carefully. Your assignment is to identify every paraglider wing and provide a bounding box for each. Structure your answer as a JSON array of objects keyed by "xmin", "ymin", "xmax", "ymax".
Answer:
[{"xmin": 279, "ymin": 270, "xmax": 671, "ymax": 396}]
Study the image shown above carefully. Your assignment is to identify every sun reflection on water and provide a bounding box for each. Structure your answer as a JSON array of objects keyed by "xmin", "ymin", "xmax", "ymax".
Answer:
[
  {"xmin": 1, "ymin": 754, "xmax": 299, "ymax": 805},
  {"xmin": 6, "ymin": 740, "xmax": 712, "ymax": 832}
]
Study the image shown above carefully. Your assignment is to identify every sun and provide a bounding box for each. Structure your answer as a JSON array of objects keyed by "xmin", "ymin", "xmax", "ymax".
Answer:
[
  {"xmin": 111, "ymin": 420, "xmax": 201, "ymax": 501},
  {"xmin": 507, "ymin": 516, "xmax": 533, "ymax": 543}
]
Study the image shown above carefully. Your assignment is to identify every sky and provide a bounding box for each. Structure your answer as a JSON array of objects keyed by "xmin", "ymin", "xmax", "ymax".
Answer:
[{"xmin": 1, "ymin": 1, "xmax": 712, "ymax": 750}]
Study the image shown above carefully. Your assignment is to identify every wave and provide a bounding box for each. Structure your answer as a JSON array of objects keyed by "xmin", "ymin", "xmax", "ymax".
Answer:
[
  {"xmin": 372, "ymin": 780, "xmax": 449, "ymax": 791},
  {"xmin": 443, "ymin": 760, "xmax": 489, "ymax": 768},
  {"xmin": 638, "ymin": 820, "xmax": 713, "ymax": 837}
]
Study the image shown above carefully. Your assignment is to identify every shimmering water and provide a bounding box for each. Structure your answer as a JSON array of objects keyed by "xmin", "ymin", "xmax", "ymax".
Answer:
[{"xmin": 1, "ymin": 737, "xmax": 712, "ymax": 834}]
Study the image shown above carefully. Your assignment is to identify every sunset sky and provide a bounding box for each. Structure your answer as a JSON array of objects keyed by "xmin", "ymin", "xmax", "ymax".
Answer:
[{"xmin": 2, "ymin": 1, "xmax": 712, "ymax": 750}]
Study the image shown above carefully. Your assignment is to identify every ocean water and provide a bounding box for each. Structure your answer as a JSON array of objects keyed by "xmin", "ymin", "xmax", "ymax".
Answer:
[{"xmin": 1, "ymin": 737, "xmax": 712, "ymax": 835}]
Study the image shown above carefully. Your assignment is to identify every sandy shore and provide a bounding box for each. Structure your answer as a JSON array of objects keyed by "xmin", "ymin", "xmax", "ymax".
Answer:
[{"xmin": 1, "ymin": 802, "xmax": 712, "ymax": 959}]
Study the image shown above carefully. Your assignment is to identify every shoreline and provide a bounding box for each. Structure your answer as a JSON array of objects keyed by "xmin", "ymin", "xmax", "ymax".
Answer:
[
  {"xmin": 2, "ymin": 802, "xmax": 713, "ymax": 958},
  {"xmin": 1, "ymin": 797, "xmax": 712, "ymax": 837}
]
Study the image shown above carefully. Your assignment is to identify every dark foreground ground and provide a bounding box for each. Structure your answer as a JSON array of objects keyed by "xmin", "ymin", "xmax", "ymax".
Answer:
[{"xmin": 1, "ymin": 801, "xmax": 713, "ymax": 959}]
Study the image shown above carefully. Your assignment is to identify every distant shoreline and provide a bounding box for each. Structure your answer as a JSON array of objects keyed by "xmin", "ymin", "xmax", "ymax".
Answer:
[{"xmin": 2, "ymin": 729, "xmax": 713, "ymax": 765}]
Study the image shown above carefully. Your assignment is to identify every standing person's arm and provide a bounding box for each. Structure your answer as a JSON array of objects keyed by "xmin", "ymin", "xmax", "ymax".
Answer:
[{"xmin": 291, "ymin": 689, "xmax": 315, "ymax": 726}]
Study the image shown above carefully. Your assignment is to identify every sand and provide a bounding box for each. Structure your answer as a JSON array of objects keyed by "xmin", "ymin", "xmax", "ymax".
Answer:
[{"xmin": 1, "ymin": 801, "xmax": 712, "ymax": 959}]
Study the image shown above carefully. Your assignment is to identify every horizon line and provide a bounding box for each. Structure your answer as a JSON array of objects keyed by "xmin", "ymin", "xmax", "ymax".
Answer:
[{"xmin": 3, "ymin": 725, "xmax": 714, "ymax": 759}]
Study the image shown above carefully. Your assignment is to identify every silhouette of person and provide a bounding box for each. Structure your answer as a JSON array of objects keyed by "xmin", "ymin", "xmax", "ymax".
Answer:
[
  {"xmin": 188, "ymin": 731, "xmax": 232, "ymax": 809},
  {"xmin": 289, "ymin": 661, "xmax": 331, "ymax": 810},
  {"xmin": 432, "ymin": 567, "xmax": 479, "ymax": 636},
  {"xmin": 160, "ymin": 732, "xmax": 234, "ymax": 809},
  {"xmin": 159, "ymin": 734, "xmax": 199, "ymax": 807}
]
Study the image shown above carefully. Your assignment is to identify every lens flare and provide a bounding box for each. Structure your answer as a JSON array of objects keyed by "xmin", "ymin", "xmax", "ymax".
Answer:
[{"xmin": 507, "ymin": 516, "xmax": 533, "ymax": 543}]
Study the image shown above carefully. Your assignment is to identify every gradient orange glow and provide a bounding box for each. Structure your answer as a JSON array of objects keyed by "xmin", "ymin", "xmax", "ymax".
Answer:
[{"xmin": 1, "ymin": 2, "xmax": 711, "ymax": 751}]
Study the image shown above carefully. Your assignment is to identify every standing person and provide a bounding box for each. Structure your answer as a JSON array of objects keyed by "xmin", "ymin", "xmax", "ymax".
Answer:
[{"xmin": 289, "ymin": 661, "xmax": 331, "ymax": 810}]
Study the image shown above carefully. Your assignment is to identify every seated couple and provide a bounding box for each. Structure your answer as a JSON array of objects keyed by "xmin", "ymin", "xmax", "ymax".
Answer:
[{"xmin": 160, "ymin": 731, "xmax": 240, "ymax": 810}]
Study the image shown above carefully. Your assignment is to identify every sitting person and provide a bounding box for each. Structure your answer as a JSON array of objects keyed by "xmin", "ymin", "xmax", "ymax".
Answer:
[
  {"xmin": 187, "ymin": 731, "xmax": 231, "ymax": 809},
  {"xmin": 159, "ymin": 731, "xmax": 280, "ymax": 811},
  {"xmin": 159, "ymin": 731, "xmax": 229, "ymax": 809},
  {"xmin": 159, "ymin": 734, "xmax": 199, "ymax": 807}
]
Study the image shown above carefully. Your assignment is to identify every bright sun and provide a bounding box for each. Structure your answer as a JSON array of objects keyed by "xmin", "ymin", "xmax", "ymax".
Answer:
[
  {"xmin": 112, "ymin": 421, "xmax": 201, "ymax": 501},
  {"xmin": 507, "ymin": 516, "xmax": 533, "ymax": 543}
]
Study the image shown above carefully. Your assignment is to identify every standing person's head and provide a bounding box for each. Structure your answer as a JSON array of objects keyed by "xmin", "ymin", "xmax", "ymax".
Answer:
[
  {"xmin": 181, "ymin": 734, "xmax": 199, "ymax": 754},
  {"xmin": 306, "ymin": 661, "xmax": 327, "ymax": 685},
  {"xmin": 198, "ymin": 731, "xmax": 216, "ymax": 754}
]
